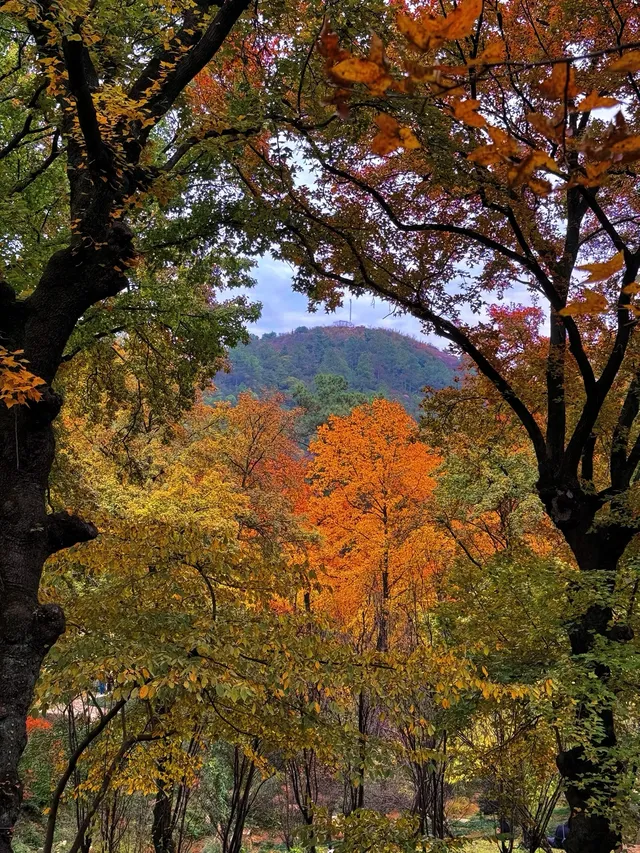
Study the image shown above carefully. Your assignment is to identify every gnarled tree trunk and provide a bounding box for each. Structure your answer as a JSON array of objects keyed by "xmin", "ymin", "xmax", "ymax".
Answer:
[
  {"xmin": 0, "ymin": 0, "xmax": 253, "ymax": 847},
  {"xmin": 0, "ymin": 386, "xmax": 97, "ymax": 853}
]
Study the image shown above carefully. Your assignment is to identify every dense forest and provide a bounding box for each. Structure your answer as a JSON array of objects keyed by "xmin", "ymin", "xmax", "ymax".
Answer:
[
  {"xmin": 1, "ymin": 1, "xmax": 640, "ymax": 853},
  {"xmin": 212, "ymin": 326, "xmax": 458, "ymax": 415}
]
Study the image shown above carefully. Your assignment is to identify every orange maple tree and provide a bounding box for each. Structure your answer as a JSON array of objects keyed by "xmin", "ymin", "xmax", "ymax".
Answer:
[{"xmin": 306, "ymin": 399, "xmax": 447, "ymax": 652}]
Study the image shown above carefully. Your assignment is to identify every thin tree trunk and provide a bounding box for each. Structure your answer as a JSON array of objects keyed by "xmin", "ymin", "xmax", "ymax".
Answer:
[{"xmin": 152, "ymin": 780, "xmax": 175, "ymax": 853}]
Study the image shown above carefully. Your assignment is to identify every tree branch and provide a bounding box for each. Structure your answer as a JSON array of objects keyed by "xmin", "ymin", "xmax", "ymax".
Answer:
[
  {"xmin": 62, "ymin": 36, "xmax": 113, "ymax": 176},
  {"xmin": 282, "ymin": 217, "xmax": 548, "ymax": 467},
  {"xmin": 10, "ymin": 131, "xmax": 61, "ymax": 195},
  {"xmin": 129, "ymin": 0, "xmax": 251, "ymax": 138},
  {"xmin": 46, "ymin": 511, "xmax": 98, "ymax": 554},
  {"xmin": 562, "ymin": 253, "xmax": 640, "ymax": 478},
  {"xmin": 67, "ymin": 732, "xmax": 161, "ymax": 853},
  {"xmin": 42, "ymin": 698, "xmax": 127, "ymax": 853}
]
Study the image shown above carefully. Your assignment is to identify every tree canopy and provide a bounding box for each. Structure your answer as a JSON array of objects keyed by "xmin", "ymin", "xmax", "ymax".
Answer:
[{"xmin": 2, "ymin": 0, "xmax": 640, "ymax": 852}]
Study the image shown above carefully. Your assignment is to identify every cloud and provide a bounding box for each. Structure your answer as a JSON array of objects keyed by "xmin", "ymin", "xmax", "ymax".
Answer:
[
  {"xmin": 236, "ymin": 254, "xmax": 432, "ymax": 341},
  {"xmin": 233, "ymin": 253, "xmax": 538, "ymax": 348}
]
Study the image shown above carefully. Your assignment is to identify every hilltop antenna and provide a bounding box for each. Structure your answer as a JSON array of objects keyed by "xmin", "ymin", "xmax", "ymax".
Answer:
[{"xmin": 349, "ymin": 298, "xmax": 352, "ymax": 324}]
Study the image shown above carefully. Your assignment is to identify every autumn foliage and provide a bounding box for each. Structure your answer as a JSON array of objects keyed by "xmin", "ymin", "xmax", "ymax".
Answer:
[{"xmin": 306, "ymin": 400, "xmax": 447, "ymax": 648}]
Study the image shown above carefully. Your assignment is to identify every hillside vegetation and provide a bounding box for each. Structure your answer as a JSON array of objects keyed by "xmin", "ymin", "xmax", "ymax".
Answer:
[{"xmin": 212, "ymin": 325, "xmax": 458, "ymax": 414}]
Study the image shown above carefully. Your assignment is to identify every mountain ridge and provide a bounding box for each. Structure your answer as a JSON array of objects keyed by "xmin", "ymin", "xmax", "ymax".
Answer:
[{"xmin": 212, "ymin": 324, "xmax": 458, "ymax": 416}]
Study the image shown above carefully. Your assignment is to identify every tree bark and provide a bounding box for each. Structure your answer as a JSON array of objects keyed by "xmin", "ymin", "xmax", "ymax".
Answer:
[
  {"xmin": 539, "ymin": 487, "xmax": 634, "ymax": 853},
  {"xmin": 0, "ymin": 3, "xmax": 252, "ymax": 849},
  {"xmin": 0, "ymin": 393, "xmax": 96, "ymax": 853},
  {"xmin": 152, "ymin": 780, "xmax": 175, "ymax": 853}
]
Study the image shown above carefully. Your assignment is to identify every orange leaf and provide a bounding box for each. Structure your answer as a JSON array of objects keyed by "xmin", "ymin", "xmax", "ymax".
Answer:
[
  {"xmin": 509, "ymin": 150, "xmax": 560, "ymax": 188},
  {"xmin": 567, "ymin": 160, "xmax": 612, "ymax": 188},
  {"xmin": 368, "ymin": 33, "xmax": 386, "ymax": 68},
  {"xmin": 607, "ymin": 51, "xmax": 640, "ymax": 73},
  {"xmin": 452, "ymin": 98, "xmax": 485, "ymax": 127},
  {"xmin": 467, "ymin": 125, "xmax": 519, "ymax": 166},
  {"xmin": 559, "ymin": 289, "xmax": 609, "ymax": 316},
  {"xmin": 439, "ymin": 0, "xmax": 483, "ymax": 40},
  {"xmin": 318, "ymin": 20, "xmax": 344, "ymax": 61},
  {"xmin": 367, "ymin": 73, "xmax": 394, "ymax": 95},
  {"xmin": 331, "ymin": 57, "xmax": 385, "ymax": 85},
  {"xmin": 574, "ymin": 90, "xmax": 620, "ymax": 112},
  {"xmin": 526, "ymin": 112, "xmax": 563, "ymax": 141},
  {"xmin": 609, "ymin": 135, "xmax": 640, "ymax": 160},
  {"xmin": 487, "ymin": 125, "xmax": 520, "ymax": 157},
  {"xmin": 397, "ymin": 11, "xmax": 438, "ymax": 51},
  {"xmin": 404, "ymin": 60, "xmax": 438, "ymax": 83},
  {"xmin": 467, "ymin": 144, "xmax": 504, "ymax": 165},
  {"xmin": 577, "ymin": 251, "xmax": 625, "ymax": 282},
  {"xmin": 539, "ymin": 63, "xmax": 579, "ymax": 100},
  {"xmin": 527, "ymin": 176, "xmax": 552, "ymax": 196},
  {"xmin": 372, "ymin": 113, "xmax": 420, "ymax": 156},
  {"xmin": 468, "ymin": 41, "xmax": 504, "ymax": 66},
  {"xmin": 397, "ymin": 0, "xmax": 481, "ymax": 52}
]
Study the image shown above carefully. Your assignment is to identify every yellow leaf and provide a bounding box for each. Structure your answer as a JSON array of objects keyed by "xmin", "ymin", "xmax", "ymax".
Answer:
[
  {"xmin": 622, "ymin": 280, "xmax": 640, "ymax": 295},
  {"xmin": 577, "ymin": 250, "xmax": 625, "ymax": 282}
]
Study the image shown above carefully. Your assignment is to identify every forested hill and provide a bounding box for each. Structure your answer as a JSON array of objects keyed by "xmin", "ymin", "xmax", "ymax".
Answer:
[{"xmin": 212, "ymin": 325, "xmax": 458, "ymax": 414}]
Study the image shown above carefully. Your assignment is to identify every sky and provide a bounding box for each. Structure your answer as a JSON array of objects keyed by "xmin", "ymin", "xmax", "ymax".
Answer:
[
  {"xmin": 237, "ymin": 254, "xmax": 535, "ymax": 350},
  {"xmin": 237, "ymin": 254, "xmax": 434, "ymax": 342}
]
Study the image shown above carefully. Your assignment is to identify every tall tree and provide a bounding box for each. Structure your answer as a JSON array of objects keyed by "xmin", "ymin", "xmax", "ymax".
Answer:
[
  {"xmin": 0, "ymin": 0, "xmax": 295, "ymax": 844},
  {"xmin": 308, "ymin": 399, "xmax": 443, "ymax": 653},
  {"xmin": 306, "ymin": 399, "xmax": 446, "ymax": 809},
  {"xmin": 238, "ymin": 2, "xmax": 640, "ymax": 848}
]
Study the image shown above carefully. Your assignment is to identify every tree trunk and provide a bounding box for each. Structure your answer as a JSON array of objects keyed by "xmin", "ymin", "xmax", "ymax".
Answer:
[
  {"xmin": 345, "ymin": 691, "xmax": 368, "ymax": 814},
  {"xmin": 0, "ymin": 400, "xmax": 70, "ymax": 851},
  {"xmin": 152, "ymin": 781, "xmax": 175, "ymax": 853},
  {"xmin": 543, "ymin": 490, "xmax": 634, "ymax": 853},
  {"xmin": 0, "ymin": 372, "xmax": 97, "ymax": 853}
]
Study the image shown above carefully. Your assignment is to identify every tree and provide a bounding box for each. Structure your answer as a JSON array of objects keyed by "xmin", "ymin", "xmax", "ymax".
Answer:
[
  {"xmin": 308, "ymin": 399, "xmax": 445, "ymax": 653},
  {"xmin": 40, "ymin": 382, "xmax": 357, "ymax": 852},
  {"xmin": 305, "ymin": 399, "xmax": 448, "ymax": 810},
  {"xmin": 292, "ymin": 373, "xmax": 370, "ymax": 443},
  {"xmin": 238, "ymin": 1, "xmax": 640, "ymax": 848},
  {"xmin": 0, "ymin": 0, "xmax": 293, "ymax": 844}
]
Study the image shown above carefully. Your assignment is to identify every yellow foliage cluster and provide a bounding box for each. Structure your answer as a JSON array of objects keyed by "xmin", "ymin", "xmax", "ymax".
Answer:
[{"xmin": 0, "ymin": 347, "xmax": 44, "ymax": 408}]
